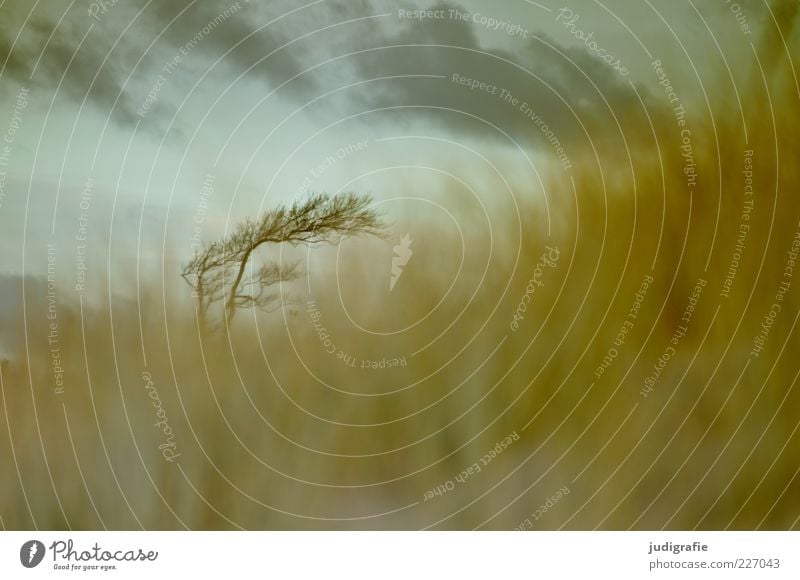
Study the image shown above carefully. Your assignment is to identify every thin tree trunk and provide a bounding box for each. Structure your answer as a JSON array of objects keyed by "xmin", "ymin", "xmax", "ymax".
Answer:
[{"xmin": 225, "ymin": 247, "xmax": 253, "ymax": 323}]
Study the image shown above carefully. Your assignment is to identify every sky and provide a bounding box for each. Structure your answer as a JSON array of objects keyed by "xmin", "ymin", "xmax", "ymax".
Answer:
[{"xmin": 0, "ymin": 0, "xmax": 786, "ymax": 286}]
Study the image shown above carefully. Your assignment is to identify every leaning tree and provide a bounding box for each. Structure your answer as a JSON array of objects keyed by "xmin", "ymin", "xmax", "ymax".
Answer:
[{"xmin": 181, "ymin": 192, "xmax": 385, "ymax": 328}]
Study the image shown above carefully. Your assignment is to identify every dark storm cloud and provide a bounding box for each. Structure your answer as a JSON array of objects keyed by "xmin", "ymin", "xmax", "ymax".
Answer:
[
  {"xmin": 0, "ymin": 0, "xmax": 292, "ymax": 131},
  {"xmin": 0, "ymin": 0, "xmax": 147, "ymax": 127},
  {"xmin": 0, "ymin": 0, "xmax": 378, "ymax": 131},
  {"xmin": 236, "ymin": 0, "xmax": 652, "ymax": 152},
  {"xmin": 0, "ymin": 0, "xmax": 651, "ymax": 147},
  {"xmin": 314, "ymin": 1, "xmax": 648, "ymax": 149}
]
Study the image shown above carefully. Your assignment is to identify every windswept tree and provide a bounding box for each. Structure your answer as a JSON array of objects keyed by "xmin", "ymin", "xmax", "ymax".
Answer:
[{"xmin": 181, "ymin": 192, "xmax": 385, "ymax": 328}]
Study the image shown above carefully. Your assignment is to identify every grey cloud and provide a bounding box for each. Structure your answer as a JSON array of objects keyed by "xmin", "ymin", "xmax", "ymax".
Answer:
[
  {"xmin": 0, "ymin": 0, "xmax": 290, "ymax": 132},
  {"xmin": 0, "ymin": 0, "xmax": 654, "ymax": 149},
  {"xmin": 0, "ymin": 0, "xmax": 165, "ymax": 129},
  {"xmin": 196, "ymin": 0, "xmax": 654, "ymax": 153}
]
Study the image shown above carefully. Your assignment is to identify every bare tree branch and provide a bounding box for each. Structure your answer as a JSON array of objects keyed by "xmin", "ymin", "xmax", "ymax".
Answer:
[{"xmin": 182, "ymin": 192, "xmax": 385, "ymax": 329}]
